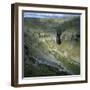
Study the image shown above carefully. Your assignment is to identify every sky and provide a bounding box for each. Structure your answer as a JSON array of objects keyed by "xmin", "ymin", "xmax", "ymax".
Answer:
[{"xmin": 23, "ymin": 11, "xmax": 80, "ymax": 18}]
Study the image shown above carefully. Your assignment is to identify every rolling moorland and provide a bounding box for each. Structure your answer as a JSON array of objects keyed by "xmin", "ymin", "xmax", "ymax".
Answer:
[{"xmin": 23, "ymin": 16, "xmax": 80, "ymax": 77}]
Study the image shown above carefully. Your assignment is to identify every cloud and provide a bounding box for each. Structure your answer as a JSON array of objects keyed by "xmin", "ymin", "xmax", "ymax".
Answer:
[{"xmin": 24, "ymin": 12, "xmax": 80, "ymax": 18}]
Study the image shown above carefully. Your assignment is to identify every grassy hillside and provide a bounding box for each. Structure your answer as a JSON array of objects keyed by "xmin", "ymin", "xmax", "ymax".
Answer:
[{"xmin": 24, "ymin": 16, "xmax": 80, "ymax": 77}]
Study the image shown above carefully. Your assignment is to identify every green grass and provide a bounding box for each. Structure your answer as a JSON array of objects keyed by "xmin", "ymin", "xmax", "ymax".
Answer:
[
  {"xmin": 24, "ymin": 59, "xmax": 68, "ymax": 77},
  {"xmin": 51, "ymin": 50, "xmax": 80, "ymax": 74}
]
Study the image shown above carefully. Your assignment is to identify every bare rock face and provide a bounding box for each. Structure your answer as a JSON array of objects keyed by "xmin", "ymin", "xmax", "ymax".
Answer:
[{"xmin": 60, "ymin": 29, "xmax": 80, "ymax": 42}]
